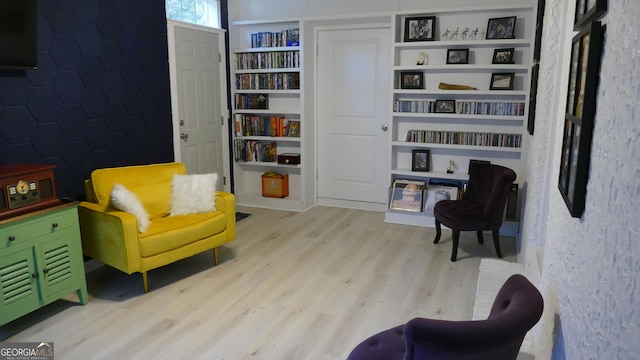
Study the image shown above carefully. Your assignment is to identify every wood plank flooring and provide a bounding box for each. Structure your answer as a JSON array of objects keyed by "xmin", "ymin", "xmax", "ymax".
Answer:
[{"xmin": 1, "ymin": 206, "xmax": 516, "ymax": 359}]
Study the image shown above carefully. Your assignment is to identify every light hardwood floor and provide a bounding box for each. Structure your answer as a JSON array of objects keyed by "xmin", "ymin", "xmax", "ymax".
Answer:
[{"xmin": 1, "ymin": 206, "xmax": 516, "ymax": 359}]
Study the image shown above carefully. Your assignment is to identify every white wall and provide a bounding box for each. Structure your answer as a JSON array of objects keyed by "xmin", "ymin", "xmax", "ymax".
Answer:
[{"xmin": 228, "ymin": 0, "xmax": 640, "ymax": 358}]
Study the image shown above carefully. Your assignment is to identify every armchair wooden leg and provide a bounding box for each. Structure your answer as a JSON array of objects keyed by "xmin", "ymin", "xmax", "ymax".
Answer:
[
  {"xmin": 492, "ymin": 229, "xmax": 503, "ymax": 258},
  {"xmin": 433, "ymin": 220, "xmax": 442, "ymax": 244},
  {"xmin": 142, "ymin": 272, "xmax": 149, "ymax": 293},
  {"xmin": 451, "ymin": 230, "xmax": 460, "ymax": 262},
  {"xmin": 213, "ymin": 247, "xmax": 219, "ymax": 266},
  {"xmin": 476, "ymin": 231, "xmax": 484, "ymax": 244}
]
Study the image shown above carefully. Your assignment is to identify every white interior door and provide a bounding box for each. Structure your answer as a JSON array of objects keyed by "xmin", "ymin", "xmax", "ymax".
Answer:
[
  {"xmin": 169, "ymin": 22, "xmax": 226, "ymax": 181},
  {"xmin": 317, "ymin": 26, "xmax": 391, "ymax": 207}
]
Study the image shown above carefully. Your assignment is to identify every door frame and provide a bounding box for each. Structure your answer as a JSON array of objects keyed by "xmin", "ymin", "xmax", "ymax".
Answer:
[
  {"xmin": 167, "ymin": 19, "xmax": 231, "ymax": 192},
  {"xmin": 314, "ymin": 22, "xmax": 392, "ymax": 211}
]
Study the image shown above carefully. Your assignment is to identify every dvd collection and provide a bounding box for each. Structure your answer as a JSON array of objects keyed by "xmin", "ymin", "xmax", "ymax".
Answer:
[
  {"xmin": 235, "ymin": 93, "xmax": 269, "ymax": 110},
  {"xmin": 250, "ymin": 28, "xmax": 299, "ymax": 48},
  {"xmin": 234, "ymin": 114, "xmax": 300, "ymax": 138},
  {"xmin": 234, "ymin": 140, "xmax": 277, "ymax": 162},
  {"xmin": 235, "ymin": 73, "xmax": 300, "ymax": 90},
  {"xmin": 393, "ymin": 100, "xmax": 525, "ymax": 116},
  {"xmin": 405, "ymin": 130, "xmax": 521, "ymax": 148},
  {"xmin": 235, "ymin": 51, "xmax": 300, "ymax": 70}
]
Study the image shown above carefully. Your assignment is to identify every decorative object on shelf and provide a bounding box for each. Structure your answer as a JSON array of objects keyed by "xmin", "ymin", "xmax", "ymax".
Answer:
[
  {"xmin": 404, "ymin": 16, "xmax": 436, "ymax": 42},
  {"xmin": 461, "ymin": 28, "xmax": 471, "ymax": 40},
  {"xmin": 446, "ymin": 49, "xmax": 469, "ymax": 64},
  {"xmin": 442, "ymin": 28, "xmax": 451, "ymax": 41},
  {"xmin": 574, "ymin": 0, "xmax": 606, "ymax": 29},
  {"xmin": 262, "ymin": 171, "xmax": 289, "ymax": 198},
  {"xmin": 411, "ymin": 149, "xmax": 430, "ymax": 172},
  {"xmin": 438, "ymin": 82, "xmax": 477, "ymax": 90},
  {"xmin": 447, "ymin": 159, "xmax": 456, "ymax": 174},
  {"xmin": 434, "ymin": 99, "xmax": 456, "ymax": 113},
  {"xmin": 558, "ymin": 21, "xmax": 604, "ymax": 218},
  {"xmin": 389, "ymin": 179, "xmax": 425, "ymax": 212},
  {"xmin": 400, "ymin": 71, "xmax": 424, "ymax": 89},
  {"xmin": 489, "ymin": 73, "xmax": 515, "ymax": 90},
  {"xmin": 277, "ymin": 153, "xmax": 300, "ymax": 165},
  {"xmin": 492, "ymin": 48, "xmax": 515, "ymax": 64},
  {"xmin": 486, "ymin": 16, "xmax": 517, "ymax": 39},
  {"xmin": 471, "ymin": 27, "xmax": 479, "ymax": 40},
  {"xmin": 416, "ymin": 51, "xmax": 428, "ymax": 65},
  {"xmin": 527, "ymin": 63, "xmax": 540, "ymax": 135}
]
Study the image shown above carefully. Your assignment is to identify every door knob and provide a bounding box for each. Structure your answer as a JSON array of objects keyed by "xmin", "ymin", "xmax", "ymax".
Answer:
[
  {"xmin": 381, "ymin": 124, "xmax": 388, "ymax": 131},
  {"xmin": 179, "ymin": 120, "xmax": 185, "ymax": 126},
  {"xmin": 180, "ymin": 133, "xmax": 189, "ymax": 140}
]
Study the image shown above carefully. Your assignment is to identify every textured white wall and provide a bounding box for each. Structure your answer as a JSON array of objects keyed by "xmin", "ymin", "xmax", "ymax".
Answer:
[
  {"xmin": 523, "ymin": 0, "xmax": 640, "ymax": 358},
  {"xmin": 228, "ymin": 0, "xmax": 640, "ymax": 357}
]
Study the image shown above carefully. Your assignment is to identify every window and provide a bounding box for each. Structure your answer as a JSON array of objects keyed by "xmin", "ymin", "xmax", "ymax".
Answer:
[{"xmin": 166, "ymin": 0, "xmax": 220, "ymax": 28}]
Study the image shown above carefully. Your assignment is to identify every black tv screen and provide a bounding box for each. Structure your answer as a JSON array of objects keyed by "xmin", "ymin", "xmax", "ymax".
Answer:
[{"xmin": 0, "ymin": 0, "xmax": 37, "ymax": 69}]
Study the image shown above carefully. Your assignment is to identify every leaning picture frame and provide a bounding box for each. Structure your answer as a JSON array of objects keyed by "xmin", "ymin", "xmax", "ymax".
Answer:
[
  {"xmin": 489, "ymin": 73, "xmax": 515, "ymax": 90},
  {"xmin": 404, "ymin": 16, "xmax": 436, "ymax": 42},
  {"xmin": 389, "ymin": 179, "xmax": 425, "ymax": 212},
  {"xmin": 558, "ymin": 21, "xmax": 604, "ymax": 218},
  {"xmin": 400, "ymin": 71, "xmax": 424, "ymax": 89},
  {"xmin": 486, "ymin": 16, "xmax": 517, "ymax": 39},
  {"xmin": 411, "ymin": 149, "xmax": 430, "ymax": 172},
  {"xmin": 446, "ymin": 49, "xmax": 469, "ymax": 64},
  {"xmin": 492, "ymin": 48, "xmax": 515, "ymax": 64}
]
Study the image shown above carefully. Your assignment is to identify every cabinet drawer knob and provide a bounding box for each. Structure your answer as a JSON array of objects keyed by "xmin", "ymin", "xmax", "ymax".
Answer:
[
  {"xmin": 8, "ymin": 235, "xmax": 16, "ymax": 241},
  {"xmin": 32, "ymin": 273, "xmax": 39, "ymax": 278},
  {"xmin": 43, "ymin": 268, "xmax": 50, "ymax": 274},
  {"xmin": 52, "ymin": 223, "xmax": 59, "ymax": 228}
]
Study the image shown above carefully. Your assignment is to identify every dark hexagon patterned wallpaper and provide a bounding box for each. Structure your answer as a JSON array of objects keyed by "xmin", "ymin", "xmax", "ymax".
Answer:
[{"xmin": 0, "ymin": 0, "xmax": 174, "ymax": 200}]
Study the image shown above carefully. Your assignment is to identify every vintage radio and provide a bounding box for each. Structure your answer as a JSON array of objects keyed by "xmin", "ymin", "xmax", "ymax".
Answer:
[
  {"xmin": 261, "ymin": 172, "xmax": 289, "ymax": 198},
  {"xmin": 0, "ymin": 163, "xmax": 61, "ymax": 220}
]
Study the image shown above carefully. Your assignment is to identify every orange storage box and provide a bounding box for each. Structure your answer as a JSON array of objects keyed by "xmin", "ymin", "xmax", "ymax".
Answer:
[{"xmin": 261, "ymin": 173, "xmax": 289, "ymax": 198}]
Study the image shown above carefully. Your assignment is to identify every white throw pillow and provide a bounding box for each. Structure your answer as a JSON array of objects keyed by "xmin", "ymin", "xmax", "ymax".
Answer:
[
  {"xmin": 170, "ymin": 173, "xmax": 218, "ymax": 216},
  {"xmin": 110, "ymin": 183, "xmax": 150, "ymax": 233}
]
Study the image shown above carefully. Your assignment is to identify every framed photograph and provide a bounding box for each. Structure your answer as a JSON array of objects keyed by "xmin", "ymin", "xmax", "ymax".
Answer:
[
  {"xmin": 446, "ymin": 49, "xmax": 469, "ymax": 64},
  {"xmin": 389, "ymin": 179, "xmax": 425, "ymax": 212},
  {"xmin": 411, "ymin": 149, "xmax": 430, "ymax": 172},
  {"xmin": 434, "ymin": 99, "xmax": 456, "ymax": 113},
  {"xmin": 404, "ymin": 16, "xmax": 436, "ymax": 42},
  {"xmin": 558, "ymin": 21, "xmax": 604, "ymax": 218},
  {"xmin": 574, "ymin": 0, "xmax": 607, "ymax": 29},
  {"xmin": 492, "ymin": 48, "xmax": 515, "ymax": 64},
  {"xmin": 489, "ymin": 73, "xmax": 515, "ymax": 90},
  {"xmin": 486, "ymin": 16, "xmax": 517, "ymax": 39},
  {"xmin": 400, "ymin": 71, "xmax": 424, "ymax": 89}
]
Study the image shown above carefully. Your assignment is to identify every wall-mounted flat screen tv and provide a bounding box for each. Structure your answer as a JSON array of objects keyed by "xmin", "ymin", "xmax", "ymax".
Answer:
[{"xmin": 0, "ymin": 0, "xmax": 38, "ymax": 69}]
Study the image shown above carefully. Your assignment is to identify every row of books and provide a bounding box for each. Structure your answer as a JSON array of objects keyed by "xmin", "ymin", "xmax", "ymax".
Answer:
[
  {"xmin": 235, "ymin": 94, "xmax": 269, "ymax": 110},
  {"xmin": 388, "ymin": 179, "xmax": 464, "ymax": 214},
  {"xmin": 234, "ymin": 51, "xmax": 300, "ymax": 70},
  {"xmin": 250, "ymin": 29, "xmax": 300, "ymax": 48},
  {"xmin": 405, "ymin": 130, "xmax": 522, "ymax": 148},
  {"xmin": 393, "ymin": 100, "xmax": 525, "ymax": 116},
  {"xmin": 234, "ymin": 114, "xmax": 300, "ymax": 137},
  {"xmin": 234, "ymin": 140, "xmax": 277, "ymax": 162},
  {"xmin": 235, "ymin": 73, "xmax": 300, "ymax": 90}
]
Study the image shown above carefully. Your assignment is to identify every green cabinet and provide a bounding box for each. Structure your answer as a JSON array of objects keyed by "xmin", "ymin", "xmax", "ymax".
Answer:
[{"xmin": 0, "ymin": 203, "xmax": 88, "ymax": 326}]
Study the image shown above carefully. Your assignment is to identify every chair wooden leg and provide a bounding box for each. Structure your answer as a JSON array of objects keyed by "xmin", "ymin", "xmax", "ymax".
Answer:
[
  {"xmin": 142, "ymin": 271, "xmax": 149, "ymax": 293},
  {"xmin": 451, "ymin": 230, "xmax": 460, "ymax": 262},
  {"xmin": 213, "ymin": 247, "xmax": 219, "ymax": 265},
  {"xmin": 492, "ymin": 229, "xmax": 503, "ymax": 258},
  {"xmin": 476, "ymin": 231, "xmax": 484, "ymax": 244},
  {"xmin": 433, "ymin": 220, "xmax": 442, "ymax": 244}
]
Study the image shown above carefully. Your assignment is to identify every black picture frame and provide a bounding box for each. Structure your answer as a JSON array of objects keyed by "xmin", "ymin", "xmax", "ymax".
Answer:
[
  {"xmin": 574, "ymin": 0, "xmax": 607, "ymax": 29},
  {"xmin": 486, "ymin": 16, "xmax": 517, "ymax": 39},
  {"xmin": 446, "ymin": 49, "xmax": 469, "ymax": 64},
  {"xmin": 527, "ymin": 63, "xmax": 540, "ymax": 135},
  {"xmin": 533, "ymin": 0, "xmax": 546, "ymax": 62},
  {"xmin": 400, "ymin": 71, "xmax": 424, "ymax": 89},
  {"xmin": 411, "ymin": 149, "xmax": 430, "ymax": 172},
  {"xmin": 489, "ymin": 73, "xmax": 515, "ymax": 90},
  {"xmin": 404, "ymin": 16, "xmax": 436, "ymax": 42},
  {"xmin": 492, "ymin": 48, "xmax": 515, "ymax": 64},
  {"xmin": 558, "ymin": 21, "xmax": 604, "ymax": 218},
  {"xmin": 434, "ymin": 99, "xmax": 456, "ymax": 113}
]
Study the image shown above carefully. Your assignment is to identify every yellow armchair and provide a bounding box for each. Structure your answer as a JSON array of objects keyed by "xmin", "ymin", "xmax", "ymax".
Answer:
[{"xmin": 78, "ymin": 162, "xmax": 236, "ymax": 292}]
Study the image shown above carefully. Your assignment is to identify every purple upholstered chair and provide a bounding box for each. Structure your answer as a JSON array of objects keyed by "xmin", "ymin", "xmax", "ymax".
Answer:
[
  {"xmin": 433, "ymin": 163, "xmax": 516, "ymax": 261},
  {"xmin": 346, "ymin": 274, "xmax": 543, "ymax": 360}
]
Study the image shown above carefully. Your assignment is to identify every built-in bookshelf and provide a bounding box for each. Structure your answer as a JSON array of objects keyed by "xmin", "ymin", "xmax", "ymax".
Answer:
[
  {"xmin": 385, "ymin": 5, "xmax": 536, "ymax": 233},
  {"xmin": 230, "ymin": 20, "xmax": 309, "ymax": 211}
]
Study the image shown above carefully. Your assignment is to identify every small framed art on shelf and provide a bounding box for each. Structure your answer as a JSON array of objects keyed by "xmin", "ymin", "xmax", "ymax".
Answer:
[
  {"xmin": 404, "ymin": 16, "xmax": 436, "ymax": 42},
  {"xmin": 486, "ymin": 16, "xmax": 517, "ymax": 39},
  {"xmin": 492, "ymin": 48, "xmax": 515, "ymax": 64},
  {"xmin": 400, "ymin": 71, "xmax": 424, "ymax": 89},
  {"xmin": 434, "ymin": 99, "xmax": 456, "ymax": 113},
  {"xmin": 446, "ymin": 49, "xmax": 469, "ymax": 64},
  {"xmin": 489, "ymin": 73, "xmax": 515, "ymax": 90},
  {"xmin": 411, "ymin": 149, "xmax": 430, "ymax": 172}
]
